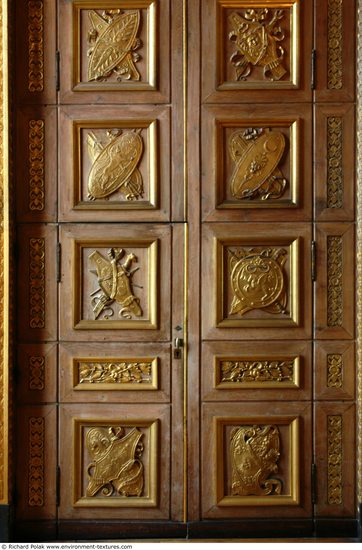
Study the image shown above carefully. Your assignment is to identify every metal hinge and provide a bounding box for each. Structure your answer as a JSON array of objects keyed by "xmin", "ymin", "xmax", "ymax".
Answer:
[
  {"xmin": 311, "ymin": 463, "xmax": 317, "ymax": 504},
  {"xmin": 56, "ymin": 50, "xmax": 60, "ymax": 92},
  {"xmin": 311, "ymin": 49, "xmax": 316, "ymax": 90},
  {"xmin": 56, "ymin": 465, "xmax": 61, "ymax": 507},
  {"xmin": 56, "ymin": 242, "xmax": 61, "ymax": 283},
  {"xmin": 311, "ymin": 240, "xmax": 317, "ymax": 282}
]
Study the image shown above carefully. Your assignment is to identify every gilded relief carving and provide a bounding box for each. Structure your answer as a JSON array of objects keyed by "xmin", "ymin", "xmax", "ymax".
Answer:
[
  {"xmin": 327, "ymin": 236, "xmax": 343, "ymax": 327},
  {"xmin": 29, "ymin": 355, "xmax": 45, "ymax": 390},
  {"xmin": 86, "ymin": 426, "xmax": 144, "ymax": 498},
  {"xmin": 220, "ymin": 359, "xmax": 294, "ymax": 384},
  {"xmin": 328, "ymin": 0, "xmax": 343, "ymax": 90},
  {"xmin": 29, "ymin": 120, "xmax": 45, "ymax": 211},
  {"xmin": 87, "ymin": 129, "xmax": 144, "ymax": 201},
  {"xmin": 229, "ymin": 247, "xmax": 288, "ymax": 317},
  {"xmin": 89, "ymin": 247, "xmax": 142, "ymax": 320},
  {"xmin": 28, "ymin": 417, "xmax": 44, "ymax": 507},
  {"xmin": 87, "ymin": 10, "xmax": 142, "ymax": 82},
  {"xmin": 327, "ymin": 415, "xmax": 343, "ymax": 505},
  {"xmin": 327, "ymin": 117, "xmax": 343, "ymax": 209},
  {"xmin": 28, "ymin": 0, "xmax": 44, "ymax": 92},
  {"xmin": 78, "ymin": 361, "xmax": 152, "ymax": 385},
  {"xmin": 327, "ymin": 354, "xmax": 343, "ymax": 388},
  {"xmin": 230, "ymin": 425, "xmax": 282, "ymax": 496},
  {"xmin": 29, "ymin": 238, "xmax": 45, "ymax": 329},
  {"xmin": 228, "ymin": 127, "xmax": 288, "ymax": 200},
  {"xmin": 228, "ymin": 9, "xmax": 288, "ymax": 81}
]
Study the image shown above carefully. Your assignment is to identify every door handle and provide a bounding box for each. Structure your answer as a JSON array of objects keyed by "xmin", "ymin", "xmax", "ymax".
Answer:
[{"xmin": 174, "ymin": 337, "xmax": 184, "ymax": 359}]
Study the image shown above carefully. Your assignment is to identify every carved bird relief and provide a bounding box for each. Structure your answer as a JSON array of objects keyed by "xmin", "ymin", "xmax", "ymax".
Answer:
[
  {"xmin": 86, "ymin": 426, "xmax": 144, "ymax": 498},
  {"xmin": 87, "ymin": 129, "xmax": 144, "ymax": 201},
  {"xmin": 87, "ymin": 9, "xmax": 142, "ymax": 82},
  {"xmin": 230, "ymin": 425, "xmax": 282, "ymax": 496},
  {"xmin": 89, "ymin": 247, "xmax": 143, "ymax": 320},
  {"xmin": 228, "ymin": 8, "xmax": 287, "ymax": 81},
  {"xmin": 229, "ymin": 127, "xmax": 288, "ymax": 201},
  {"xmin": 229, "ymin": 247, "xmax": 288, "ymax": 317}
]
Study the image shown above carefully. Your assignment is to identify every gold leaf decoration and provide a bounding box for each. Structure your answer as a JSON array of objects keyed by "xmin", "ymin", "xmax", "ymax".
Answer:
[
  {"xmin": 328, "ymin": 0, "xmax": 343, "ymax": 90},
  {"xmin": 29, "ymin": 119, "xmax": 45, "ymax": 211},
  {"xmin": 327, "ymin": 354, "xmax": 343, "ymax": 388},
  {"xmin": 28, "ymin": 0, "xmax": 44, "ymax": 92},
  {"xmin": 221, "ymin": 359, "xmax": 294, "ymax": 384},
  {"xmin": 28, "ymin": 417, "xmax": 45, "ymax": 507},
  {"xmin": 78, "ymin": 361, "xmax": 152, "ymax": 385},
  {"xmin": 327, "ymin": 415, "xmax": 343, "ymax": 505},
  {"xmin": 327, "ymin": 117, "xmax": 343, "ymax": 209},
  {"xmin": 327, "ymin": 236, "xmax": 343, "ymax": 327}
]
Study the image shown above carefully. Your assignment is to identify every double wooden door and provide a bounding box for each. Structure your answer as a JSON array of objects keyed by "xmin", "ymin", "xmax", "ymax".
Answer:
[{"xmin": 13, "ymin": 0, "xmax": 357, "ymax": 539}]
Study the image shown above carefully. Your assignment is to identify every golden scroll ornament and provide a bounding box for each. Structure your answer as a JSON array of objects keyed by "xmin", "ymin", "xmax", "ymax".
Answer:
[
  {"xmin": 229, "ymin": 9, "xmax": 287, "ymax": 81},
  {"xmin": 87, "ymin": 9, "xmax": 142, "ymax": 82},
  {"xmin": 79, "ymin": 361, "xmax": 152, "ymax": 385},
  {"xmin": 87, "ymin": 129, "xmax": 144, "ymax": 201},
  {"xmin": 230, "ymin": 425, "xmax": 282, "ymax": 496},
  {"xmin": 229, "ymin": 127, "xmax": 287, "ymax": 201},
  {"xmin": 229, "ymin": 247, "xmax": 288, "ymax": 317},
  {"xmin": 221, "ymin": 359, "xmax": 293, "ymax": 384},
  {"xmin": 86, "ymin": 426, "xmax": 144, "ymax": 498},
  {"xmin": 89, "ymin": 247, "xmax": 143, "ymax": 320}
]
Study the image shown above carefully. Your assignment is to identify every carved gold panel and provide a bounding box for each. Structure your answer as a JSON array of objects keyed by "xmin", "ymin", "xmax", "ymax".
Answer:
[
  {"xmin": 315, "ymin": 223, "xmax": 354, "ymax": 339},
  {"xmin": 59, "ymin": 404, "xmax": 170, "ymax": 519},
  {"xmin": 15, "ymin": 406, "xmax": 57, "ymax": 520},
  {"xmin": 315, "ymin": 104, "xmax": 355, "ymax": 221},
  {"xmin": 202, "ymin": 223, "xmax": 312, "ymax": 340},
  {"xmin": 201, "ymin": 402, "xmax": 312, "ymax": 518},
  {"xmin": 202, "ymin": 341, "xmax": 311, "ymax": 401},
  {"xmin": 202, "ymin": 104, "xmax": 312, "ymax": 221},
  {"xmin": 315, "ymin": 0, "xmax": 356, "ymax": 102},
  {"xmin": 17, "ymin": 343, "xmax": 57, "ymax": 404},
  {"xmin": 15, "ymin": 0, "xmax": 57, "ymax": 104},
  {"xmin": 314, "ymin": 403, "xmax": 356, "ymax": 517},
  {"xmin": 202, "ymin": 0, "xmax": 313, "ymax": 103},
  {"xmin": 59, "ymin": 106, "xmax": 170, "ymax": 222},
  {"xmin": 314, "ymin": 341, "xmax": 355, "ymax": 401},
  {"xmin": 59, "ymin": 0, "xmax": 170, "ymax": 104},
  {"xmin": 59, "ymin": 342, "xmax": 171, "ymax": 403},
  {"xmin": 16, "ymin": 224, "xmax": 58, "ymax": 342},
  {"xmin": 59, "ymin": 224, "xmax": 171, "ymax": 342},
  {"xmin": 16, "ymin": 107, "xmax": 57, "ymax": 222}
]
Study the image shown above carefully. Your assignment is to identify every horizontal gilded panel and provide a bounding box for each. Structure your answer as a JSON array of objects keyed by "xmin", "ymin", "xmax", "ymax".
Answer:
[
  {"xmin": 73, "ymin": 356, "xmax": 158, "ymax": 390},
  {"xmin": 215, "ymin": 355, "xmax": 300, "ymax": 389}
]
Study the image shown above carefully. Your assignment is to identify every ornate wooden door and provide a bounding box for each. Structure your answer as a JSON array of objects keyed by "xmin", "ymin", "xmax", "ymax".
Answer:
[{"xmin": 13, "ymin": 0, "xmax": 358, "ymax": 540}]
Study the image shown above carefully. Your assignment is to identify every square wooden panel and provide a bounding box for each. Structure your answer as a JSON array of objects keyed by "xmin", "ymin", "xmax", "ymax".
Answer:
[
  {"xmin": 314, "ymin": 402, "xmax": 356, "ymax": 517},
  {"xmin": 202, "ymin": 340, "xmax": 312, "ymax": 402},
  {"xmin": 59, "ymin": 404, "xmax": 170, "ymax": 519},
  {"xmin": 59, "ymin": 342, "xmax": 171, "ymax": 403},
  {"xmin": 59, "ymin": 223, "xmax": 171, "ymax": 342},
  {"xmin": 59, "ymin": 106, "xmax": 170, "ymax": 222},
  {"xmin": 314, "ymin": 104, "xmax": 355, "ymax": 221},
  {"xmin": 59, "ymin": 0, "xmax": 170, "ymax": 104},
  {"xmin": 17, "ymin": 224, "xmax": 58, "ymax": 342},
  {"xmin": 202, "ymin": 104, "xmax": 312, "ymax": 222},
  {"xmin": 315, "ymin": 223, "xmax": 354, "ymax": 340},
  {"xmin": 15, "ymin": 0, "xmax": 56, "ymax": 105},
  {"xmin": 202, "ymin": 0, "xmax": 313, "ymax": 103},
  {"xmin": 314, "ymin": 341, "xmax": 355, "ymax": 401},
  {"xmin": 314, "ymin": 0, "xmax": 356, "ymax": 102},
  {"xmin": 201, "ymin": 402, "xmax": 312, "ymax": 518},
  {"xmin": 15, "ymin": 405, "xmax": 57, "ymax": 520},
  {"xmin": 202, "ymin": 223, "xmax": 312, "ymax": 340},
  {"xmin": 16, "ymin": 107, "xmax": 57, "ymax": 222},
  {"xmin": 17, "ymin": 343, "xmax": 57, "ymax": 404}
]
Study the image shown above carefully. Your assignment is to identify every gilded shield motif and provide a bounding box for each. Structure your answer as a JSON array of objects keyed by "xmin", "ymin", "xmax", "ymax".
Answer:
[
  {"xmin": 86, "ymin": 426, "xmax": 144, "ymax": 498},
  {"xmin": 229, "ymin": 8, "xmax": 287, "ymax": 81},
  {"xmin": 87, "ymin": 10, "xmax": 142, "ymax": 82},
  {"xmin": 89, "ymin": 247, "xmax": 143, "ymax": 320},
  {"xmin": 230, "ymin": 425, "xmax": 282, "ymax": 496},
  {"xmin": 229, "ymin": 247, "xmax": 288, "ymax": 316},
  {"xmin": 87, "ymin": 130, "xmax": 144, "ymax": 201},
  {"xmin": 229, "ymin": 128, "xmax": 288, "ymax": 201}
]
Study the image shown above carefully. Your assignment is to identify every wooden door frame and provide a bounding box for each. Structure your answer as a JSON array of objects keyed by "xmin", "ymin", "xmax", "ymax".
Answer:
[{"xmin": 0, "ymin": 0, "xmax": 362, "ymax": 540}]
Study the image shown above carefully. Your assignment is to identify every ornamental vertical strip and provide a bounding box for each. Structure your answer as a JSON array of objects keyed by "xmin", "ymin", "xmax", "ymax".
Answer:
[
  {"xmin": 28, "ymin": 119, "xmax": 45, "ymax": 211},
  {"xmin": 29, "ymin": 238, "xmax": 45, "ymax": 329},
  {"xmin": 328, "ymin": 0, "xmax": 343, "ymax": 90},
  {"xmin": 327, "ymin": 415, "xmax": 343, "ymax": 504},
  {"xmin": 28, "ymin": 0, "xmax": 44, "ymax": 92},
  {"xmin": 28, "ymin": 417, "xmax": 44, "ymax": 506}
]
